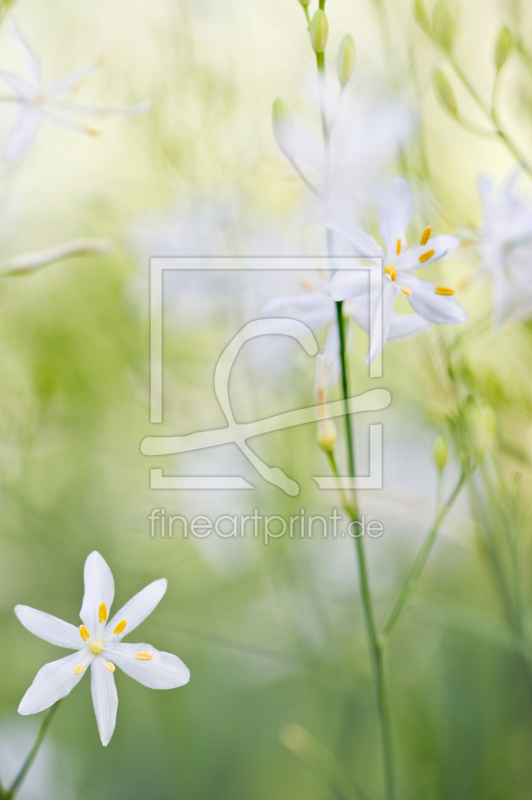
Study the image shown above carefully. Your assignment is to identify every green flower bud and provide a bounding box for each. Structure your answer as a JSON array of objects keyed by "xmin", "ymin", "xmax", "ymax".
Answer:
[
  {"xmin": 495, "ymin": 26, "xmax": 513, "ymax": 71},
  {"xmin": 337, "ymin": 34, "xmax": 356, "ymax": 85},
  {"xmin": 298, "ymin": 0, "xmax": 311, "ymax": 6},
  {"xmin": 433, "ymin": 435, "xmax": 448, "ymax": 472},
  {"xmin": 432, "ymin": 1, "xmax": 456, "ymax": 50},
  {"xmin": 272, "ymin": 97, "xmax": 294, "ymax": 160},
  {"xmin": 413, "ymin": 0, "xmax": 431, "ymax": 33},
  {"xmin": 310, "ymin": 10, "xmax": 329, "ymax": 54},
  {"xmin": 433, "ymin": 69, "xmax": 458, "ymax": 116}
]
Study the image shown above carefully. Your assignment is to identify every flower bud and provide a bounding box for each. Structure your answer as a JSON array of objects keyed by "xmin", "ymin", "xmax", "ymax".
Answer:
[
  {"xmin": 298, "ymin": 0, "xmax": 311, "ymax": 6},
  {"xmin": 432, "ymin": 1, "xmax": 456, "ymax": 51},
  {"xmin": 272, "ymin": 97, "xmax": 295, "ymax": 160},
  {"xmin": 318, "ymin": 417, "xmax": 336, "ymax": 453},
  {"xmin": 433, "ymin": 69, "xmax": 458, "ymax": 116},
  {"xmin": 432, "ymin": 435, "xmax": 448, "ymax": 472},
  {"xmin": 413, "ymin": 0, "xmax": 431, "ymax": 33},
  {"xmin": 310, "ymin": 10, "xmax": 329, "ymax": 54},
  {"xmin": 495, "ymin": 26, "xmax": 513, "ymax": 71},
  {"xmin": 337, "ymin": 34, "xmax": 356, "ymax": 85}
]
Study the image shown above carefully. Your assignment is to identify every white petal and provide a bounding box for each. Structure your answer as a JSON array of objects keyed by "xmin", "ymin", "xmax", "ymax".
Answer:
[
  {"xmin": 47, "ymin": 99, "xmax": 151, "ymax": 118},
  {"xmin": 324, "ymin": 218, "xmax": 384, "ymax": 258},
  {"xmin": 44, "ymin": 64, "xmax": 99, "ymax": 97},
  {"xmin": 91, "ymin": 656, "xmax": 118, "ymax": 746},
  {"xmin": 378, "ymin": 177, "xmax": 415, "ymax": 260},
  {"xmin": 80, "ymin": 552, "xmax": 115, "ymax": 635},
  {"xmin": 397, "ymin": 234, "xmax": 461, "ymax": 270},
  {"xmin": 0, "ymin": 71, "xmax": 36, "ymax": 100},
  {"xmin": 327, "ymin": 268, "xmax": 373, "ymax": 302},
  {"xmin": 10, "ymin": 20, "xmax": 41, "ymax": 83},
  {"xmin": 406, "ymin": 277, "xmax": 468, "ymax": 324},
  {"xmin": 19, "ymin": 651, "xmax": 92, "ymax": 715},
  {"xmin": 15, "ymin": 605, "xmax": 83, "ymax": 650},
  {"xmin": 264, "ymin": 293, "xmax": 333, "ymax": 332},
  {"xmin": 106, "ymin": 643, "xmax": 190, "ymax": 690},
  {"xmin": 366, "ymin": 280, "xmax": 397, "ymax": 364},
  {"xmin": 387, "ymin": 314, "xmax": 430, "ymax": 340},
  {"xmin": 105, "ymin": 579, "xmax": 167, "ymax": 643},
  {"xmin": 476, "ymin": 173, "xmax": 495, "ymax": 205},
  {"xmin": 43, "ymin": 109, "xmax": 98, "ymax": 135},
  {"xmin": 2, "ymin": 104, "xmax": 42, "ymax": 161}
]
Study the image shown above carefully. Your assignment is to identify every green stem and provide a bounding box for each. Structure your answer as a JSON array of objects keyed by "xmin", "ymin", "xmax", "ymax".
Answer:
[
  {"xmin": 2, "ymin": 701, "xmax": 61, "ymax": 800},
  {"xmin": 380, "ymin": 467, "xmax": 473, "ymax": 644}
]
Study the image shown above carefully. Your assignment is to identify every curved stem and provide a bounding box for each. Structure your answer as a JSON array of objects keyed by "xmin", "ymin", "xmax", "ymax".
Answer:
[{"xmin": 2, "ymin": 701, "xmax": 61, "ymax": 800}]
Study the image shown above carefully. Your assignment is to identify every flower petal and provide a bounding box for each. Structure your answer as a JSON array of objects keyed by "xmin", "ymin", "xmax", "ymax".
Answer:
[
  {"xmin": 388, "ymin": 314, "xmax": 430, "ymax": 340},
  {"xmin": 91, "ymin": 656, "xmax": 118, "ymax": 746},
  {"xmin": 327, "ymin": 268, "xmax": 373, "ymax": 302},
  {"xmin": 378, "ymin": 177, "xmax": 415, "ymax": 260},
  {"xmin": 324, "ymin": 218, "xmax": 384, "ymax": 258},
  {"xmin": 2, "ymin": 104, "xmax": 43, "ymax": 162},
  {"xmin": 0, "ymin": 71, "xmax": 36, "ymax": 100},
  {"xmin": 18, "ymin": 650, "xmax": 92, "ymax": 715},
  {"xmin": 10, "ymin": 20, "xmax": 41, "ymax": 84},
  {"xmin": 15, "ymin": 605, "xmax": 83, "ymax": 650},
  {"xmin": 264, "ymin": 292, "xmax": 333, "ymax": 332},
  {"xmin": 397, "ymin": 234, "xmax": 461, "ymax": 270},
  {"xmin": 405, "ymin": 276, "xmax": 468, "ymax": 324},
  {"xmin": 80, "ymin": 552, "xmax": 115, "ymax": 635},
  {"xmin": 44, "ymin": 64, "xmax": 99, "ymax": 97},
  {"xmin": 106, "ymin": 643, "xmax": 190, "ymax": 690},
  {"xmin": 366, "ymin": 280, "xmax": 397, "ymax": 364},
  {"xmin": 105, "ymin": 579, "xmax": 167, "ymax": 643},
  {"xmin": 47, "ymin": 99, "xmax": 151, "ymax": 118}
]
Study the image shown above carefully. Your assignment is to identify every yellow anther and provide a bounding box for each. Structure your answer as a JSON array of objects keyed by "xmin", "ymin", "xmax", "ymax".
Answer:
[
  {"xmin": 135, "ymin": 652, "xmax": 153, "ymax": 661},
  {"xmin": 73, "ymin": 664, "xmax": 84, "ymax": 675},
  {"xmin": 113, "ymin": 619, "xmax": 127, "ymax": 635},
  {"xmin": 420, "ymin": 226, "xmax": 431, "ymax": 246},
  {"xmin": 299, "ymin": 278, "xmax": 314, "ymax": 291},
  {"xmin": 400, "ymin": 286, "xmax": 412, "ymax": 295},
  {"xmin": 418, "ymin": 249, "xmax": 435, "ymax": 263},
  {"xmin": 79, "ymin": 625, "xmax": 90, "ymax": 642},
  {"xmin": 98, "ymin": 603, "xmax": 108, "ymax": 623},
  {"xmin": 104, "ymin": 661, "xmax": 116, "ymax": 672},
  {"xmin": 435, "ymin": 286, "xmax": 455, "ymax": 295},
  {"xmin": 396, "ymin": 238, "xmax": 402, "ymax": 255},
  {"xmin": 90, "ymin": 639, "xmax": 104, "ymax": 654},
  {"xmin": 384, "ymin": 265, "xmax": 397, "ymax": 281}
]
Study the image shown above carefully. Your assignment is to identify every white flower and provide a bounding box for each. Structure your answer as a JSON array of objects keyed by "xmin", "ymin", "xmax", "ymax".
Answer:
[
  {"xmin": 266, "ymin": 271, "xmax": 434, "ymax": 378},
  {"xmin": 15, "ymin": 551, "xmax": 190, "ymax": 746},
  {"xmin": 476, "ymin": 169, "xmax": 532, "ymax": 326},
  {"xmin": 325, "ymin": 177, "xmax": 468, "ymax": 363},
  {"xmin": 0, "ymin": 20, "xmax": 150, "ymax": 162}
]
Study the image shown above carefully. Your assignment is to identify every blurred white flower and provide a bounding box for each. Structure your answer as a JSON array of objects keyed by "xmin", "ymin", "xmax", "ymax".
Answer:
[
  {"xmin": 475, "ymin": 169, "xmax": 532, "ymax": 326},
  {"xmin": 16, "ymin": 551, "xmax": 189, "ymax": 746},
  {"xmin": 326, "ymin": 177, "xmax": 467, "ymax": 363},
  {"xmin": 0, "ymin": 20, "xmax": 150, "ymax": 162}
]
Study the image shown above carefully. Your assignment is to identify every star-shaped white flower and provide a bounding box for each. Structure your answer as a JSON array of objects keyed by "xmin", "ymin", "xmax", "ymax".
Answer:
[
  {"xmin": 15, "ymin": 552, "xmax": 190, "ymax": 746},
  {"xmin": 325, "ymin": 177, "xmax": 468, "ymax": 363},
  {"xmin": 476, "ymin": 169, "xmax": 532, "ymax": 326},
  {"xmin": 0, "ymin": 20, "xmax": 150, "ymax": 162}
]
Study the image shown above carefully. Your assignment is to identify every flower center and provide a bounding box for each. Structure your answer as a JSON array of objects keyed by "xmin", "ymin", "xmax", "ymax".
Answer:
[
  {"xmin": 384, "ymin": 265, "xmax": 397, "ymax": 281},
  {"xmin": 90, "ymin": 639, "xmax": 104, "ymax": 654}
]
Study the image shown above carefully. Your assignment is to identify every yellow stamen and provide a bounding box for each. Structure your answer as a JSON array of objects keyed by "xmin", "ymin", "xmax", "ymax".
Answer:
[
  {"xmin": 79, "ymin": 625, "xmax": 90, "ymax": 642},
  {"xmin": 90, "ymin": 639, "xmax": 104, "ymax": 654},
  {"xmin": 113, "ymin": 619, "xmax": 127, "ymax": 635},
  {"xmin": 104, "ymin": 661, "xmax": 116, "ymax": 672},
  {"xmin": 420, "ymin": 226, "xmax": 431, "ymax": 246},
  {"xmin": 418, "ymin": 249, "xmax": 435, "ymax": 263},
  {"xmin": 135, "ymin": 652, "xmax": 153, "ymax": 661},
  {"xmin": 73, "ymin": 664, "xmax": 84, "ymax": 675},
  {"xmin": 400, "ymin": 286, "xmax": 412, "ymax": 295},
  {"xmin": 299, "ymin": 278, "xmax": 314, "ymax": 291},
  {"xmin": 435, "ymin": 286, "xmax": 455, "ymax": 295},
  {"xmin": 384, "ymin": 265, "xmax": 397, "ymax": 281},
  {"xmin": 98, "ymin": 603, "xmax": 108, "ymax": 623},
  {"xmin": 396, "ymin": 238, "xmax": 402, "ymax": 255}
]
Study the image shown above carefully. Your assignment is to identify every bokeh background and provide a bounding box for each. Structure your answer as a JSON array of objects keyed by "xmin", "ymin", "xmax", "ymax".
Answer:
[{"xmin": 1, "ymin": 0, "xmax": 532, "ymax": 798}]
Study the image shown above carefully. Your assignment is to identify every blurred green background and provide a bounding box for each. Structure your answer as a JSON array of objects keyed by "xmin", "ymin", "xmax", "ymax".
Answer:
[{"xmin": 1, "ymin": 0, "xmax": 532, "ymax": 798}]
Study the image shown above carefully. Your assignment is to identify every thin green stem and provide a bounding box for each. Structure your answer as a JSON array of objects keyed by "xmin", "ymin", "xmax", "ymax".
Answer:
[
  {"xmin": 380, "ymin": 466, "xmax": 473, "ymax": 644},
  {"xmin": 2, "ymin": 701, "xmax": 61, "ymax": 800}
]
